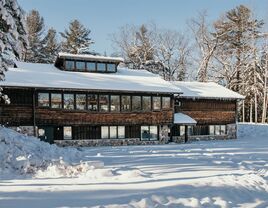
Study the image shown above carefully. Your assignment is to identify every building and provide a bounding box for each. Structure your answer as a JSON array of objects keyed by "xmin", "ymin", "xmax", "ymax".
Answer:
[{"xmin": 0, "ymin": 53, "xmax": 244, "ymax": 146}]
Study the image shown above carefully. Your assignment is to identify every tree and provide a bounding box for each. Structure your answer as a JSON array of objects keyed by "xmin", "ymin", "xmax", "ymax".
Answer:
[
  {"xmin": 0, "ymin": 0, "xmax": 28, "ymax": 103},
  {"xmin": 25, "ymin": 9, "xmax": 45, "ymax": 62},
  {"xmin": 60, "ymin": 19, "xmax": 94, "ymax": 54}
]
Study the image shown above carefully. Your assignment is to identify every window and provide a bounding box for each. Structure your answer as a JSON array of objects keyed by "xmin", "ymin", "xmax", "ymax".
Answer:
[
  {"xmin": 209, "ymin": 125, "xmax": 226, "ymax": 135},
  {"xmin": 88, "ymin": 94, "xmax": 98, "ymax": 111},
  {"xmin": 38, "ymin": 128, "xmax": 45, "ymax": 137},
  {"xmin": 215, "ymin": 125, "xmax": 220, "ymax": 135},
  {"xmin": 63, "ymin": 94, "xmax": 74, "ymax": 109},
  {"xmin": 132, "ymin": 96, "xmax": 141, "ymax": 111},
  {"xmin": 97, "ymin": 63, "xmax": 106, "ymax": 72},
  {"xmin": 107, "ymin": 63, "xmax": 116, "ymax": 72},
  {"xmin": 87, "ymin": 62, "xmax": 96, "ymax": 71},
  {"xmin": 76, "ymin": 61, "xmax": 85, "ymax": 71},
  {"xmin": 110, "ymin": 126, "xmax": 117, "ymax": 139},
  {"xmin": 118, "ymin": 126, "xmax": 125, "ymax": 138},
  {"xmin": 220, "ymin": 125, "xmax": 226, "ymax": 135},
  {"xmin": 65, "ymin": 60, "xmax": 74, "ymax": 70},
  {"xmin": 38, "ymin": 93, "xmax": 49, "ymax": 107},
  {"xmin": 110, "ymin": 95, "xmax": 120, "ymax": 112},
  {"xmin": 142, "ymin": 96, "xmax": 151, "ymax": 111},
  {"xmin": 141, "ymin": 126, "xmax": 158, "ymax": 141},
  {"xmin": 121, "ymin": 95, "xmax": 131, "ymax": 111},
  {"xmin": 64, "ymin": 126, "xmax": 72, "ymax": 140},
  {"xmin": 209, "ymin": 125, "xmax": 215, "ymax": 135},
  {"xmin": 99, "ymin": 95, "xmax": 109, "ymax": 112},
  {"xmin": 153, "ymin": 96, "xmax": 161, "ymax": 110},
  {"xmin": 188, "ymin": 126, "xmax": 193, "ymax": 136},
  {"xmin": 101, "ymin": 126, "xmax": 109, "ymax": 139},
  {"xmin": 162, "ymin": 97, "xmax": 171, "ymax": 109},
  {"xmin": 76, "ymin": 94, "xmax": 86, "ymax": 110},
  {"xmin": 180, "ymin": 126, "xmax": 185, "ymax": 136},
  {"xmin": 51, "ymin": 93, "xmax": 62, "ymax": 108}
]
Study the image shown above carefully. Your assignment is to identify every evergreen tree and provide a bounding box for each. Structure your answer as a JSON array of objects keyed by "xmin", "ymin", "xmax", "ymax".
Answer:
[
  {"xmin": 60, "ymin": 19, "xmax": 93, "ymax": 54},
  {"xmin": 25, "ymin": 9, "xmax": 45, "ymax": 62},
  {"xmin": 0, "ymin": 0, "xmax": 28, "ymax": 102}
]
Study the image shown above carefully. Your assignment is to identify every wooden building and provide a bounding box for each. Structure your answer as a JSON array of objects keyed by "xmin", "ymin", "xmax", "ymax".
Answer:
[{"xmin": 0, "ymin": 53, "xmax": 244, "ymax": 146}]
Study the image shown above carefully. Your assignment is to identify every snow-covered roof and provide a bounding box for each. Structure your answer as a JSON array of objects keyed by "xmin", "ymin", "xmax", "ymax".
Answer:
[
  {"xmin": 174, "ymin": 113, "xmax": 197, "ymax": 125},
  {"xmin": 1, "ymin": 61, "xmax": 180, "ymax": 94},
  {"xmin": 58, "ymin": 52, "xmax": 124, "ymax": 63},
  {"xmin": 172, "ymin": 81, "xmax": 245, "ymax": 100}
]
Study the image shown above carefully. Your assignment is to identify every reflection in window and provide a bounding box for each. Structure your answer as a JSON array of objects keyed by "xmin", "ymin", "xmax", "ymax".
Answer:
[
  {"xmin": 87, "ymin": 62, "xmax": 96, "ymax": 71},
  {"xmin": 162, "ymin": 97, "xmax": 170, "ymax": 109},
  {"xmin": 110, "ymin": 95, "xmax": 120, "ymax": 112},
  {"xmin": 64, "ymin": 126, "xmax": 72, "ymax": 140},
  {"xmin": 132, "ymin": 96, "xmax": 141, "ymax": 111},
  {"xmin": 97, "ymin": 63, "xmax": 106, "ymax": 72},
  {"xmin": 65, "ymin": 61, "xmax": 74, "ymax": 70},
  {"xmin": 121, "ymin": 95, "xmax": 131, "ymax": 111},
  {"xmin": 99, "ymin": 95, "xmax": 109, "ymax": 112},
  {"xmin": 118, "ymin": 126, "xmax": 125, "ymax": 138},
  {"xmin": 215, "ymin": 125, "xmax": 220, "ymax": 135},
  {"xmin": 88, "ymin": 94, "xmax": 98, "ymax": 111},
  {"xmin": 51, "ymin": 93, "xmax": 62, "ymax": 108},
  {"xmin": 150, "ymin": 126, "xmax": 158, "ymax": 140},
  {"xmin": 76, "ymin": 94, "xmax": 86, "ymax": 110},
  {"xmin": 76, "ymin": 61, "xmax": 85, "ymax": 71},
  {"xmin": 38, "ymin": 93, "xmax": 49, "ymax": 107},
  {"xmin": 101, "ymin": 126, "xmax": 109, "ymax": 139},
  {"xmin": 64, "ymin": 94, "xmax": 74, "ymax": 109},
  {"xmin": 107, "ymin": 63, "xmax": 116, "ymax": 72},
  {"xmin": 141, "ymin": 126, "xmax": 150, "ymax": 141},
  {"xmin": 209, "ymin": 125, "xmax": 215, "ymax": 135},
  {"xmin": 110, "ymin": 126, "xmax": 117, "ymax": 139},
  {"xmin": 180, "ymin": 126, "xmax": 185, "ymax": 136},
  {"xmin": 220, "ymin": 125, "xmax": 226, "ymax": 135},
  {"xmin": 142, "ymin": 96, "xmax": 151, "ymax": 111},
  {"xmin": 153, "ymin": 96, "xmax": 161, "ymax": 110}
]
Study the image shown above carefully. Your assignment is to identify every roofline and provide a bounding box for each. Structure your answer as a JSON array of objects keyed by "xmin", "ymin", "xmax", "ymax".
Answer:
[{"xmin": 179, "ymin": 95, "xmax": 245, "ymax": 100}]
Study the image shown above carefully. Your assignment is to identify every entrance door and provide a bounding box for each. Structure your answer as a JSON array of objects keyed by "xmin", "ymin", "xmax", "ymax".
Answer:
[{"xmin": 38, "ymin": 126, "xmax": 54, "ymax": 144}]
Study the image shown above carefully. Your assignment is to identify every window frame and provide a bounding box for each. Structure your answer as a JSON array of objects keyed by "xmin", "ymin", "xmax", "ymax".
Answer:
[
  {"xmin": 162, "ymin": 96, "xmax": 171, "ymax": 109},
  {"xmin": 63, "ymin": 126, "xmax": 72, "ymax": 140},
  {"xmin": 107, "ymin": 63, "xmax": 116, "ymax": 72},
  {"xmin": 86, "ymin": 62, "xmax": 96, "ymax": 72},
  {"xmin": 63, "ymin": 93, "xmax": 75, "ymax": 110},
  {"xmin": 121, "ymin": 95, "xmax": 131, "ymax": 112},
  {"xmin": 88, "ymin": 94, "xmax": 99, "ymax": 111},
  {"xmin": 99, "ymin": 94, "xmax": 109, "ymax": 112},
  {"xmin": 76, "ymin": 61, "xmax": 86, "ymax": 72},
  {"xmin": 51, "ymin": 93, "xmax": 62, "ymax": 109},
  {"xmin": 37, "ymin": 92, "xmax": 50, "ymax": 108},
  {"xmin": 76, "ymin": 94, "xmax": 87, "ymax": 110},
  {"xmin": 65, "ymin": 60, "xmax": 75, "ymax": 71},
  {"xmin": 132, "ymin": 96, "xmax": 142, "ymax": 111},
  {"xmin": 141, "ymin": 125, "xmax": 158, "ymax": 141},
  {"xmin": 110, "ymin": 95, "xmax": 120, "ymax": 112},
  {"xmin": 101, "ymin": 126, "xmax": 125, "ymax": 139},
  {"xmin": 97, "ymin": 63, "xmax": 106, "ymax": 72},
  {"xmin": 152, "ymin": 96, "xmax": 161, "ymax": 111},
  {"xmin": 142, "ymin": 96, "xmax": 152, "ymax": 111}
]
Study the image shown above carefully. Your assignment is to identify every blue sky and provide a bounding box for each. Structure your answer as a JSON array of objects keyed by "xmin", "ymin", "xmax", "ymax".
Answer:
[{"xmin": 18, "ymin": 0, "xmax": 268, "ymax": 55}]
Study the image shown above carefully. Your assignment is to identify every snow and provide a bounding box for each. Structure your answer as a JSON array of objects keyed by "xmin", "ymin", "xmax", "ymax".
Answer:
[
  {"xmin": 1, "ymin": 123, "xmax": 268, "ymax": 207},
  {"xmin": 1, "ymin": 61, "xmax": 180, "ymax": 93},
  {"xmin": 172, "ymin": 81, "xmax": 245, "ymax": 100},
  {"xmin": 58, "ymin": 52, "xmax": 124, "ymax": 63},
  {"xmin": 174, "ymin": 112, "xmax": 197, "ymax": 124}
]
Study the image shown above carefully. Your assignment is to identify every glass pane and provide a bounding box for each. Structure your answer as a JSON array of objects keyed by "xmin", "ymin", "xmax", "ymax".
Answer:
[
  {"xmin": 88, "ymin": 94, "xmax": 98, "ymax": 111},
  {"xmin": 142, "ymin": 96, "xmax": 151, "ymax": 111},
  {"xmin": 220, "ymin": 125, "xmax": 226, "ymax": 135},
  {"xmin": 107, "ymin": 63, "xmax": 116, "ymax": 72},
  {"xmin": 162, "ymin": 97, "xmax": 171, "ymax": 109},
  {"xmin": 110, "ymin": 126, "xmax": 117, "ymax": 139},
  {"xmin": 121, "ymin": 95, "xmax": 131, "ymax": 111},
  {"xmin": 101, "ymin": 126, "xmax": 109, "ymax": 139},
  {"xmin": 99, "ymin": 95, "xmax": 109, "ymax": 112},
  {"xmin": 65, "ymin": 60, "xmax": 74, "ymax": 70},
  {"xmin": 110, "ymin": 95, "xmax": 120, "ymax": 112},
  {"xmin": 51, "ymin": 93, "xmax": 62, "ymax": 108},
  {"xmin": 132, "ymin": 96, "xmax": 141, "ymax": 111},
  {"xmin": 87, "ymin": 62, "xmax": 96, "ymax": 71},
  {"xmin": 188, "ymin": 126, "xmax": 193, "ymax": 136},
  {"xmin": 180, "ymin": 126, "xmax": 185, "ymax": 136},
  {"xmin": 76, "ymin": 61, "xmax": 85, "ymax": 71},
  {"xmin": 76, "ymin": 94, "xmax": 86, "ymax": 110},
  {"xmin": 64, "ymin": 94, "xmax": 74, "ymax": 109},
  {"xmin": 215, "ymin": 125, "xmax": 220, "ymax": 135},
  {"xmin": 97, "ymin": 63, "xmax": 106, "ymax": 72},
  {"xmin": 153, "ymin": 96, "xmax": 161, "ymax": 110},
  {"xmin": 209, "ymin": 125, "xmax": 215, "ymax": 135},
  {"xmin": 38, "ymin": 128, "xmax": 45, "ymax": 136},
  {"xmin": 118, "ymin": 126, "xmax": 125, "ymax": 138},
  {"xmin": 141, "ymin": 126, "xmax": 150, "ymax": 141},
  {"xmin": 150, "ymin": 126, "xmax": 158, "ymax": 140},
  {"xmin": 64, "ymin": 126, "xmax": 72, "ymax": 140},
  {"xmin": 38, "ymin": 93, "xmax": 49, "ymax": 107}
]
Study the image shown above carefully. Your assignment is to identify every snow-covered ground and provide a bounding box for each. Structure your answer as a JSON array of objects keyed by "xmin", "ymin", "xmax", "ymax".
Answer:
[{"xmin": 1, "ymin": 123, "xmax": 268, "ymax": 208}]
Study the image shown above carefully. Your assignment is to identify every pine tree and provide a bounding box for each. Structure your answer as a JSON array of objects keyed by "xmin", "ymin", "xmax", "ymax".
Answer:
[
  {"xmin": 25, "ymin": 9, "xmax": 45, "ymax": 62},
  {"xmin": 60, "ymin": 19, "xmax": 94, "ymax": 54},
  {"xmin": 0, "ymin": 0, "xmax": 28, "ymax": 103}
]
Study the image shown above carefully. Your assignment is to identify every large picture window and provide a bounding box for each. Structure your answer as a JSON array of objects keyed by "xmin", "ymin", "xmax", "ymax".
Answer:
[
  {"xmin": 63, "ymin": 94, "xmax": 74, "ymax": 109},
  {"xmin": 64, "ymin": 126, "xmax": 72, "ymax": 140},
  {"xmin": 76, "ymin": 61, "xmax": 85, "ymax": 71},
  {"xmin": 107, "ymin": 63, "xmax": 116, "ymax": 72},
  {"xmin": 101, "ymin": 126, "xmax": 125, "ymax": 139},
  {"xmin": 38, "ymin": 93, "xmax": 49, "ymax": 107},
  {"xmin": 141, "ymin": 126, "xmax": 158, "ymax": 141},
  {"xmin": 99, "ymin": 95, "xmax": 109, "ymax": 112},
  {"xmin": 132, "ymin": 96, "xmax": 141, "ymax": 111},
  {"xmin": 209, "ymin": 125, "xmax": 226, "ymax": 135},
  {"xmin": 110, "ymin": 126, "xmax": 117, "ymax": 139},
  {"xmin": 76, "ymin": 94, "xmax": 86, "ymax": 110},
  {"xmin": 101, "ymin": 126, "xmax": 109, "ymax": 139},
  {"xmin": 51, "ymin": 93, "xmax": 62, "ymax": 108},
  {"xmin": 97, "ymin": 63, "xmax": 106, "ymax": 72},
  {"xmin": 65, "ymin": 60, "xmax": 74, "ymax": 70},
  {"xmin": 110, "ymin": 95, "xmax": 120, "ymax": 112},
  {"xmin": 87, "ymin": 62, "xmax": 96, "ymax": 71},
  {"xmin": 153, "ymin": 96, "xmax": 161, "ymax": 110},
  {"xmin": 162, "ymin": 97, "xmax": 171, "ymax": 109},
  {"xmin": 142, "ymin": 96, "xmax": 151, "ymax": 111},
  {"xmin": 121, "ymin": 95, "xmax": 131, "ymax": 111},
  {"xmin": 88, "ymin": 94, "xmax": 98, "ymax": 111}
]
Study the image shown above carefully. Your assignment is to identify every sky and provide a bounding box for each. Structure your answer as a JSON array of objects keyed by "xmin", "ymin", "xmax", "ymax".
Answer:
[{"xmin": 18, "ymin": 0, "xmax": 268, "ymax": 55}]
